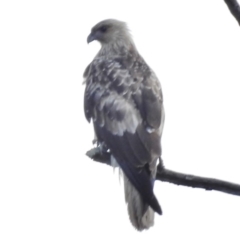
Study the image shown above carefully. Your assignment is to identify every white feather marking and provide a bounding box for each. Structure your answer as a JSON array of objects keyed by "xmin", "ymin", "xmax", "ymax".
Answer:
[
  {"xmin": 110, "ymin": 155, "xmax": 119, "ymax": 168},
  {"xmin": 110, "ymin": 155, "xmax": 122, "ymax": 183},
  {"xmin": 146, "ymin": 126, "xmax": 155, "ymax": 133}
]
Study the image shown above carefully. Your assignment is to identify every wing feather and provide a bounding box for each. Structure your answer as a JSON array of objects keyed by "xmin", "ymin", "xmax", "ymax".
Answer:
[{"xmin": 83, "ymin": 55, "xmax": 164, "ymax": 213}]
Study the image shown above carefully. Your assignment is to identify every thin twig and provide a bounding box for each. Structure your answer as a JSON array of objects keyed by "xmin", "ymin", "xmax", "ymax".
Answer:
[{"xmin": 224, "ymin": 0, "xmax": 240, "ymax": 25}]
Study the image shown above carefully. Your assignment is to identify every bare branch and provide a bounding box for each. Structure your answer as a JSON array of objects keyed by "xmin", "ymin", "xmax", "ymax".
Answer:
[
  {"xmin": 224, "ymin": 0, "xmax": 240, "ymax": 25},
  {"xmin": 157, "ymin": 164, "xmax": 240, "ymax": 196},
  {"xmin": 86, "ymin": 146, "xmax": 240, "ymax": 197}
]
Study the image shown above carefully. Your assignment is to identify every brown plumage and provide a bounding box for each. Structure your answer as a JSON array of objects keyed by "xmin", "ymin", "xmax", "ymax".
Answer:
[{"xmin": 83, "ymin": 19, "xmax": 165, "ymax": 231}]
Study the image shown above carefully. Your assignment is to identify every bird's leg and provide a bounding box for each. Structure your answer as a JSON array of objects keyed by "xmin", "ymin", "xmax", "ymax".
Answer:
[
  {"xmin": 98, "ymin": 141, "xmax": 109, "ymax": 154},
  {"xmin": 86, "ymin": 145, "xmax": 111, "ymax": 166}
]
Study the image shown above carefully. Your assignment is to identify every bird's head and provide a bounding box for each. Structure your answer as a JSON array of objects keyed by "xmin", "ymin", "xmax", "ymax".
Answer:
[{"xmin": 87, "ymin": 19, "xmax": 131, "ymax": 45}]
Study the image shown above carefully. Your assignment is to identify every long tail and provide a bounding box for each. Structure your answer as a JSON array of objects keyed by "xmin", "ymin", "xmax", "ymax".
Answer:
[{"xmin": 123, "ymin": 174, "xmax": 155, "ymax": 231}]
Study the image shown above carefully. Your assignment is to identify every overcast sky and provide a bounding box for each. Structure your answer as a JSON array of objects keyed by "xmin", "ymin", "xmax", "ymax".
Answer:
[{"xmin": 1, "ymin": 0, "xmax": 240, "ymax": 239}]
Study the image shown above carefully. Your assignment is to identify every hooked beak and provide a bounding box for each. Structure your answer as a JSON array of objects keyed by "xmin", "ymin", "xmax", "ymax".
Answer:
[{"xmin": 87, "ymin": 33, "xmax": 95, "ymax": 44}]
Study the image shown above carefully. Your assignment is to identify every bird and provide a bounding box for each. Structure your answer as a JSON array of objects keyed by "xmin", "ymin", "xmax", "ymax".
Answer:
[{"xmin": 83, "ymin": 19, "xmax": 165, "ymax": 231}]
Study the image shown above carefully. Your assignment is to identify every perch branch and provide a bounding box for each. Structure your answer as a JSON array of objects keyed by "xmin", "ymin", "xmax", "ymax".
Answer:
[{"xmin": 86, "ymin": 146, "xmax": 240, "ymax": 197}]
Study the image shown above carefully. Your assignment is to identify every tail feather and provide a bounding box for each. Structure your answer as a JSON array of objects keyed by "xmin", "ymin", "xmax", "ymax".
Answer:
[
  {"xmin": 123, "ymin": 174, "xmax": 155, "ymax": 231},
  {"xmin": 118, "ymin": 159, "xmax": 162, "ymax": 215},
  {"xmin": 110, "ymin": 155, "xmax": 160, "ymax": 231}
]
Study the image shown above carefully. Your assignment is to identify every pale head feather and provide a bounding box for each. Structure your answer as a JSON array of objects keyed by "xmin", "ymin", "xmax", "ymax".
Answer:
[{"xmin": 87, "ymin": 19, "xmax": 135, "ymax": 54}]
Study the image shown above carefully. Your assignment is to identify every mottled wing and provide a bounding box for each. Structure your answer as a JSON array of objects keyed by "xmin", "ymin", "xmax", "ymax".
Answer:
[{"xmin": 84, "ymin": 56, "xmax": 164, "ymax": 214}]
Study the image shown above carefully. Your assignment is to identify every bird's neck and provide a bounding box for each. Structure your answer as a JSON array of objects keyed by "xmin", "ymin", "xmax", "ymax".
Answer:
[{"xmin": 98, "ymin": 38, "xmax": 137, "ymax": 58}]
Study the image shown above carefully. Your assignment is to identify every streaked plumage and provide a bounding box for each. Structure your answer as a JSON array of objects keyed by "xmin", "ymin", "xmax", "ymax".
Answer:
[{"xmin": 83, "ymin": 19, "xmax": 165, "ymax": 231}]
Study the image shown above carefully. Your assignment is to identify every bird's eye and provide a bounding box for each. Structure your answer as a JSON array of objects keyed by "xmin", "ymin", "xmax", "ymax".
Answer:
[{"xmin": 100, "ymin": 26, "xmax": 108, "ymax": 33}]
